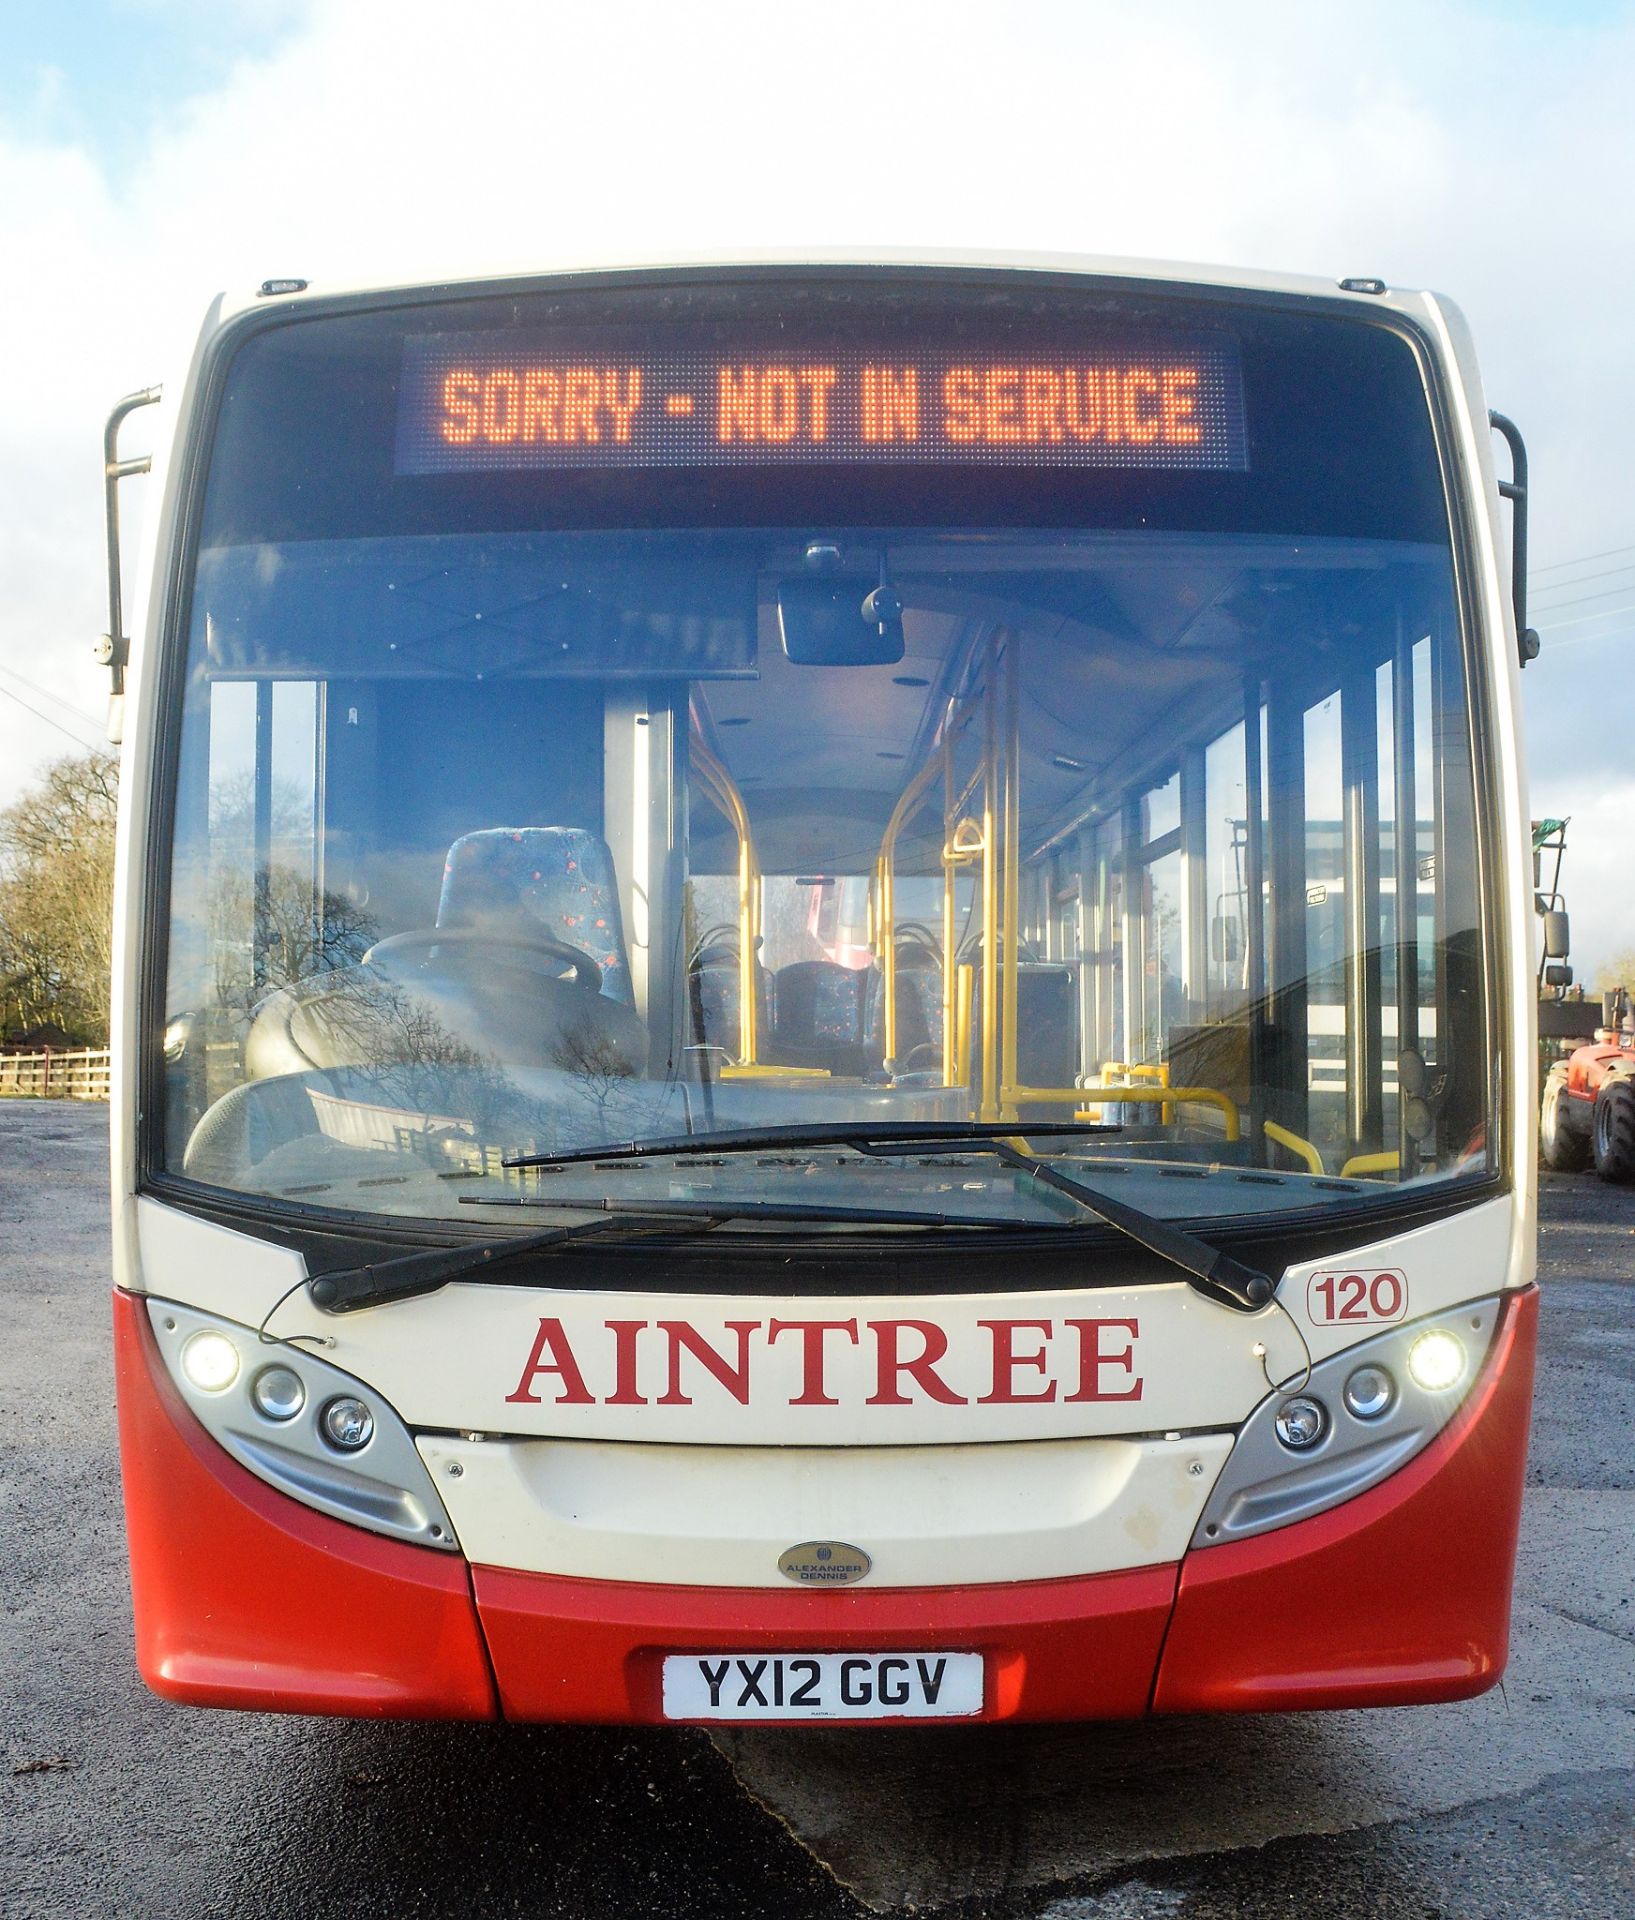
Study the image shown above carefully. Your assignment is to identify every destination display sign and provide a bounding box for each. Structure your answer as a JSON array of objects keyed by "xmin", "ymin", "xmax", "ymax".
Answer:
[{"xmin": 395, "ymin": 333, "xmax": 1247, "ymax": 473}]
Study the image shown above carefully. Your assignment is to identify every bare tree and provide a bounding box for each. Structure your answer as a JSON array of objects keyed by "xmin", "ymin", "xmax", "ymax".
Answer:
[{"xmin": 0, "ymin": 752, "xmax": 118, "ymax": 1045}]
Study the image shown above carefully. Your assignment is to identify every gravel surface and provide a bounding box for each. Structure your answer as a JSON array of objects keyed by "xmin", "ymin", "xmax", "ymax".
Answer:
[{"xmin": 2, "ymin": 1104, "xmax": 1630, "ymax": 1918}]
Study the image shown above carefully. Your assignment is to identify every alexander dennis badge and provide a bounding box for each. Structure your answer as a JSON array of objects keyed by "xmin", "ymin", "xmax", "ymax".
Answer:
[{"xmin": 777, "ymin": 1541, "xmax": 872, "ymax": 1586}]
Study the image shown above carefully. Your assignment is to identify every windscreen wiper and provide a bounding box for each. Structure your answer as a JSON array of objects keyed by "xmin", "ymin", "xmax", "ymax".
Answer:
[
  {"xmin": 305, "ymin": 1190, "xmax": 1038, "ymax": 1315},
  {"xmin": 964, "ymin": 1138, "xmax": 1274, "ymax": 1313},
  {"xmin": 503, "ymin": 1120, "xmax": 1119, "ymax": 1168},
  {"xmin": 456, "ymin": 1194, "xmax": 1057, "ymax": 1230},
  {"xmin": 505, "ymin": 1121, "xmax": 1273, "ymax": 1313},
  {"xmin": 306, "ymin": 1211, "xmax": 718, "ymax": 1314}
]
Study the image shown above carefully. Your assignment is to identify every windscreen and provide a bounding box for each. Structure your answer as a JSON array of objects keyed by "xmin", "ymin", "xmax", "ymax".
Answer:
[{"xmin": 156, "ymin": 275, "xmax": 1491, "ymax": 1230}]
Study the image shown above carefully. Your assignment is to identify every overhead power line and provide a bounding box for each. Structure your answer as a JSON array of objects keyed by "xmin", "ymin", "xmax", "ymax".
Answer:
[
  {"xmin": 1530, "ymin": 580, "xmax": 1635, "ymax": 616},
  {"xmin": 1531, "ymin": 541, "xmax": 1635, "ymax": 576},
  {"xmin": 1541, "ymin": 625, "xmax": 1635, "ymax": 657},
  {"xmin": 1536, "ymin": 601, "xmax": 1635, "ymax": 634},
  {"xmin": 0, "ymin": 662, "xmax": 103, "ymax": 730},
  {"xmin": 0, "ymin": 680, "xmax": 103, "ymax": 752},
  {"xmin": 1531, "ymin": 561, "xmax": 1635, "ymax": 603}
]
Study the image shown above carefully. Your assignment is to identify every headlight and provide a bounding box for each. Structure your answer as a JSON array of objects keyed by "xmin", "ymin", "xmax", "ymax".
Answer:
[
  {"xmin": 1343, "ymin": 1363, "xmax": 1396, "ymax": 1421},
  {"xmin": 1273, "ymin": 1396, "xmax": 1327, "ymax": 1450},
  {"xmin": 320, "ymin": 1396, "xmax": 375, "ymax": 1452},
  {"xmin": 250, "ymin": 1364, "xmax": 306, "ymax": 1422},
  {"xmin": 1407, "ymin": 1330, "xmax": 1465, "ymax": 1391},
  {"xmin": 1193, "ymin": 1296, "xmax": 1502, "ymax": 1548},
  {"xmin": 180, "ymin": 1329, "xmax": 239, "ymax": 1392},
  {"xmin": 148, "ymin": 1300, "xmax": 456, "ymax": 1551}
]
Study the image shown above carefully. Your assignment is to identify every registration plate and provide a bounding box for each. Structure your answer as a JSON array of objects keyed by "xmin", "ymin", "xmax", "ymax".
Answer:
[{"xmin": 661, "ymin": 1650, "xmax": 984, "ymax": 1721}]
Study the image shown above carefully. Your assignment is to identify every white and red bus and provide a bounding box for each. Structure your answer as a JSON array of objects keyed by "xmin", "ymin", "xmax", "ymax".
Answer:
[{"xmin": 106, "ymin": 256, "xmax": 1540, "ymax": 1724}]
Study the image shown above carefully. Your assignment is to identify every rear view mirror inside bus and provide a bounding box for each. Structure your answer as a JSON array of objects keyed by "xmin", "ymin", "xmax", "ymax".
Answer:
[{"xmin": 776, "ymin": 575, "xmax": 906, "ymax": 664}]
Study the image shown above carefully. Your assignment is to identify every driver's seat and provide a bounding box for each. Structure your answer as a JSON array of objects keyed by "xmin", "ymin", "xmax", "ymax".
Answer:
[{"xmin": 437, "ymin": 827, "xmax": 635, "ymax": 1006}]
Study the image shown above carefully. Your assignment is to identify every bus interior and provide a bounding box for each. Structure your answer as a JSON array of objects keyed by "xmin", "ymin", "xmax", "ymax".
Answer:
[{"xmin": 163, "ymin": 518, "xmax": 1488, "ymax": 1219}]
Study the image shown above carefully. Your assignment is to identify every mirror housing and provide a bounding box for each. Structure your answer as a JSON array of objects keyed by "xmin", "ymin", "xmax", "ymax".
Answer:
[
  {"xmin": 777, "ymin": 576, "xmax": 905, "ymax": 665},
  {"xmin": 1210, "ymin": 916, "xmax": 1243, "ymax": 966},
  {"xmin": 1542, "ymin": 908, "xmax": 1570, "ymax": 959}
]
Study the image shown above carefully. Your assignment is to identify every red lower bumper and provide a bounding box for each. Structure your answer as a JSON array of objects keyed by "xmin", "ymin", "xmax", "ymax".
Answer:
[
  {"xmin": 476, "ymin": 1561, "xmax": 1173, "ymax": 1723},
  {"xmin": 1155, "ymin": 1284, "xmax": 1538, "ymax": 1712},
  {"xmin": 113, "ymin": 1285, "xmax": 1537, "ymax": 1722},
  {"xmin": 113, "ymin": 1290, "xmax": 497, "ymax": 1717}
]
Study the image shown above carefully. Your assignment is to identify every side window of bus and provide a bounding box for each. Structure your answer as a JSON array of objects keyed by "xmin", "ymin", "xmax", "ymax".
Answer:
[{"xmin": 1061, "ymin": 616, "xmax": 1480, "ymax": 1183}]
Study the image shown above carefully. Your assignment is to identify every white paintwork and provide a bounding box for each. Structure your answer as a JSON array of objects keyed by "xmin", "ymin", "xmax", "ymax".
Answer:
[
  {"xmin": 1414, "ymin": 291, "xmax": 1539, "ymax": 1294},
  {"xmin": 417, "ymin": 1428, "xmax": 1232, "ymax": 1587},
  {"xmin": 135, "ymin": 1189, "xmax": 1511, "ymax": 1444},
  {"xmin": 195, "ymin": 247, "xmax": 1466, "ymax": 331}
]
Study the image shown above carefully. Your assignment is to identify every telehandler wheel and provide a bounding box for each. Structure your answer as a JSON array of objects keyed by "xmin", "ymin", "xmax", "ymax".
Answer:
[
  {"xmin": 1592, "ymin": 1078, "xmax": 1635, "ymax": 1183},
  {"xmin": 1541, "ymin": 1073, "xmax": 1592, "ymax": 1171}
]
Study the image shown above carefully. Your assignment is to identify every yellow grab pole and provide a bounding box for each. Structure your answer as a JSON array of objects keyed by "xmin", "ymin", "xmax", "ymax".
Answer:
[
  {"xmin": 956, "ymin": 962, "xmax": 975, "ymax": 1093},
  {"xmin": 980, "ymin": 638, "xmax": 1000, "ymax": 1120},
  {"xmin": 873, "ymin": 753, "xmax": 942, "ymax": 1064},
  {"xmin": 1000, "ymin": 633, "xmax": 1021, "ymax": 1115},
  {"xmin": 942, "ymin": 734, "xmax": 957, "ymax": 1082},
  {"xmin": 690, "ymin": 733, "xmax": 761, "ymax": 1064}
]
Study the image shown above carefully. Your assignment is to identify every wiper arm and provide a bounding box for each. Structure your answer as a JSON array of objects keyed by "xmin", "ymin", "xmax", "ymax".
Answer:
[
  {"xmin": 503, "ymin": 1120, "xmax": 1272, "ymax": 1313},
  {"xmin": 941, "ymin": 1139, "xmax": 1273, "ymax": 1314},
  {"xmin": 503, "ymin": 1120, "xmax": 1119, "ymax": 1170},
  {"xmin": 456, "ymin": 1194, "xmax": 1052, "ymax": 1230},
  {"xmin": 306, "ymin": 1185, "xmax": 1044, "ymax": 1316},
  {"xmin": 307, "ymin": 1210, "xmax": 719, "ymax": 1314}
]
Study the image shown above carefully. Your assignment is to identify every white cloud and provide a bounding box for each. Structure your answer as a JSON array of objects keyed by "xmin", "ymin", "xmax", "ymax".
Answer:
[
  {"xmin": 4, "ymin": 0, "xmax": 1635, "ymax": 963},
  {"xmin": 1529, "ymin": 779, "xmax": 1635, "ymax": 983}
]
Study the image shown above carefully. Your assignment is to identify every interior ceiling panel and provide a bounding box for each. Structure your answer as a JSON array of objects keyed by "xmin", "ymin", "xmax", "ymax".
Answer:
[{"xmin": 690, "ymin": 536, "xmax": 1422, "ymax": 875}]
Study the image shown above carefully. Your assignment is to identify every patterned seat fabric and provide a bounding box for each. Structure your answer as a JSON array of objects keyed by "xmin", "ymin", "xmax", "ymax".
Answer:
[
  {"xmin": 437, "ymin": 827, "xmax": 634, "ymax": 1007},
  {"xmin": 866, "ymin": 946, "xmax": 944, "ymax": 1064},
  {"xmin": 688, "ymin": 943, "xmax": 774, "ymax": 1062},
  {"xmin": 767, "ymin": 960, "xmax": 877, "ymax": 1075}
]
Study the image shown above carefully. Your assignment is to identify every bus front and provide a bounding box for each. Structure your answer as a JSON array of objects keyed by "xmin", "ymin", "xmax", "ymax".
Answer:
[{"xmin": 113, "ymin": 261, "xmax": 1535, "ymax": 1723}]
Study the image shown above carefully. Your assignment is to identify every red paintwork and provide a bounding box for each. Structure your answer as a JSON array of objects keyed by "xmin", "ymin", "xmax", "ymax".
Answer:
[
  {"xmin": 113, "ymin": 1281, "xmax": 1537, "ymax": 1724},
  {"xmin": 112, "ymin": 1289, "xmax": 498, "ymax": 1717},
  {"xmin": 1153, "ymin": 1286, "xmax": 1538, "ymax": 1713},
  {"xmin": 473, "ymin": 1561, "xmax": 1177, "ymax": 1724},
  {"xmin": 1561, "ymin": 1033, "xmax": 1635, "ymax": 1102}
]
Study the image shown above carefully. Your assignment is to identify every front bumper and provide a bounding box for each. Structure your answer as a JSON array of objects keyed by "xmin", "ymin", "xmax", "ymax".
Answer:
[{"xmin": 113, "ymin": 1285, "xmax": 1537, "ymax": 1722}]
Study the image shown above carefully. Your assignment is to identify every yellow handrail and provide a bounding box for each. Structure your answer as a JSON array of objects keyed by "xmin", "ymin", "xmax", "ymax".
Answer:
[
  {"xmin": 690, "ymin": 729, "xmax": 762, "ymax": 1065},
  {"xmin": 873, "ymin": 751, "xmax": 945, "ymax": 1062},
  {"xmin": 942, "ymin": 737, "xmax": 958, "ymax": 1080},
  {"xmin": 1263, "ymin": 1120, "xmax": 1324, "ymax": 1176},
  {"xmin": 1001, "ymin": 634, "xmax": 1021, "ymax": 1127},
  {"xmin": 980, "ymin": 642, "xmax": 1000, "ymax": 1117},
  {"xmin": 1339, "ymin": 1149, "xmax": 1400, "ymax": 1179},
  {"xmin": 1008, "ymin": 1082, "xmax": 1241, "ymax": 1140},
  {"xmin": 955, "ymin": 962, "xmax": 975, "ymax": 1088},
  {"xmin": 1097, "ymin": 1061, "xmax": 1173, "ymax": 1125}
]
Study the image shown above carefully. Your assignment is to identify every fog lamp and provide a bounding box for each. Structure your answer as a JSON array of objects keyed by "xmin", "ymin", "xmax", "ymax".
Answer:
[
  {"xmin": 1407, "ymin": 1330, "xmax": 1464, "ymax": 1391},
  {"xmin": 251, "ymin": 1364, "xmax": 306, "ymax": 1422},
  {"xmin": 320, "ymin": 1396, "xmax": 374, "ymax": 1451},
  {"xmin": 180, "ymin": 1330, "xmax": 239, "ymax": 1393},
  {"xmin": 1343, "ymin": 1364, "xmax": 1396, "ymax": 1421},
  {"xmin": 1273, "ymin": 1396, "xmax": 1327, "ymax": 1450}
]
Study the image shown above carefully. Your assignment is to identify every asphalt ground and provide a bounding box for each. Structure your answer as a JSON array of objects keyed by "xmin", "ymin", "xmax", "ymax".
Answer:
[{"xmin": 1, "ymin": 1100, "xmax": 1631, "ymax": 1919}]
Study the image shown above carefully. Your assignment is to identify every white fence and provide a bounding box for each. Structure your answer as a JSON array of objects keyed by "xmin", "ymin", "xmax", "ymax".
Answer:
[{"xmin": 0, "ymin": 1049, "xmax": 112, "ymax": 1101}]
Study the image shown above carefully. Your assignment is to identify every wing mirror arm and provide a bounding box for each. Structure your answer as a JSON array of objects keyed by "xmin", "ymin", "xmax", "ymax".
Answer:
[
  {"xmin": 1490, "ymin": 411, "xmax": 1540, "ymax": 669},
  {"xmin": 98, "ymin": 386, "xmax": 162, "ymax": 742}
]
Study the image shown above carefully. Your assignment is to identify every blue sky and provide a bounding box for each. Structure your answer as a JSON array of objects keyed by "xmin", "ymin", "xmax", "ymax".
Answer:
[
  {"xmin": 4, "ymin": 0, "xmax": 1635, "ymax": 967},
  {"xmin": 0, "ymin": 2, "xmax": 309, "ymax": 169}
]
